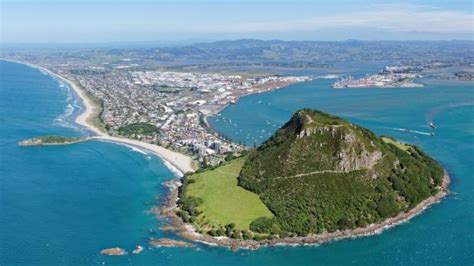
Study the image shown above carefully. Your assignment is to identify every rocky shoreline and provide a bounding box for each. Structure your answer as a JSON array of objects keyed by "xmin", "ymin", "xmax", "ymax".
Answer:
[
  {"xmin": 158, "ymin": 171, "xmax": 450, "ymax": 250},
  {"xmin": 100, "ymin": 247, "xmax": 127, "ymax": 256},
  {"xmin": 149, "ymin": 238, "xmax": 195, "ymax": 248}
]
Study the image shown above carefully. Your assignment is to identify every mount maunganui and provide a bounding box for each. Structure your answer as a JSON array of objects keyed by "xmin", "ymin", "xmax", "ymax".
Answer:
[{"xmin": 179, "ymin": 109, "xmax": 445, "ymax": 238}]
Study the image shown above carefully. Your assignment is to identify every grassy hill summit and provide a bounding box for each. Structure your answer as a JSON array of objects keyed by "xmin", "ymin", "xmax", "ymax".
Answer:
[{"xmin": 178, "ymin": 109, "xmax": 446, "ymax": 241}]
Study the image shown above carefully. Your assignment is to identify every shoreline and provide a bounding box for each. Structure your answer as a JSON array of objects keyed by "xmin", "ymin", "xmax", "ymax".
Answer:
[
  {"xmin": 160, "ymin": 171, "xmax": 450, "ymax": 250},
  {"xmin": 200, "ymin": 79, "xmax": 306, "ymax": 148},
  {"xmin": 3, "ymin": 59, "xmax": 195, "ymax": 175},
  {"xmin": 4, "ymin": 59, "xmax": 304, "ymax": 174},
  {"xmin": 4, "ymin": 59, "xmax": 452, "ymax": 250}
]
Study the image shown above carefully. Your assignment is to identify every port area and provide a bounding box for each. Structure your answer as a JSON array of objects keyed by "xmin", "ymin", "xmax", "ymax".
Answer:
[{"xmin": 333, "ymin": 65, "xmax": 424, "ymax": 88}]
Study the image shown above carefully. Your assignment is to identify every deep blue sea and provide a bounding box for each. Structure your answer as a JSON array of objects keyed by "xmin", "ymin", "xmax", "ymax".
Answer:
[{"xmin": 1, "ymin": 60, "xmax": 473, "ymax": 265}]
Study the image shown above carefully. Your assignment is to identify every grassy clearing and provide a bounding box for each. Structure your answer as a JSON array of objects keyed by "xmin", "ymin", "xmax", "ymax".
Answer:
[
  {"xmin": 86, "ymin": 97, "xmax": 107, "ymax": 132},
  {"xmin": 76, "ymin": 83, "xmax": 107, "ymax": 133},
  {"xmin": 382, "ymin": 137, "xmax": 410, "ymax": 152},
  {"xmin": 186, "ymin": 157, "xmax": 273, "ymax": 230}
]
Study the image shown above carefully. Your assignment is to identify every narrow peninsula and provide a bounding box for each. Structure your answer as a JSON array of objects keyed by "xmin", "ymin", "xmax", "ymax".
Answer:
[
  {"xmin": 166, "ymin": 109, "xmax": 449, "ymax": 249},
  {"xmin": 9, "ymin": 60, "xmax": 196, "ymax": 174}
]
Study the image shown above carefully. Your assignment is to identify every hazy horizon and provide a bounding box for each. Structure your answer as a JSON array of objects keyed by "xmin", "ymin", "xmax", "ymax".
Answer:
[{"xmin": 1, "ymin": 0, "xmax": 473, "ymax": 44}]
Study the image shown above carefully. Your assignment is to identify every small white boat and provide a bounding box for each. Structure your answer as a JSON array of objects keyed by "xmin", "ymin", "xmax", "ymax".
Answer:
[{"xmin": 132, "ymin": 245, "xmax": 144, "ymax": 255}]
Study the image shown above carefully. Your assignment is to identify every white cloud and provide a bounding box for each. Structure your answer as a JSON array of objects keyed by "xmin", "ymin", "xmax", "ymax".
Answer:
[{"xmin": 200, "ymin": 4, "xmax": 473, "ymax": 35}]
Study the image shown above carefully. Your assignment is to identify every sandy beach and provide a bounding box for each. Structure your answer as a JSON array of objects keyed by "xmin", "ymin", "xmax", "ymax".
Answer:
[
  {"xmin": 5, "ymin": 59, "xmax": 195, "ymax": 175},
  {"xmin": 6, "ymin": 59, "xmax": 452, "ymax": 250},
  {"xmin": 67, "ymin": 75, "xmax": 196, "ymax": 174}
]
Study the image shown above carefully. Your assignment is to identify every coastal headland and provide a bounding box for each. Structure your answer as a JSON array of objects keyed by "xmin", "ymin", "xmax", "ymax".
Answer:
[{"xmin": 160, "ymin": 110, "xmax": 451, "ymax": 250}]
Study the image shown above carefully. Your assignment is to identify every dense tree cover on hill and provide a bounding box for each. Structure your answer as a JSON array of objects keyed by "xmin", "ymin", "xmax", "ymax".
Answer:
[
  {"xmin": 178, "ymin": 109, "xmax": 445, "ymax": 238},
  {"xmin": 386, "ymin": 143, "xmax": 444, "ymax": 207},
  {"xmin": 177, "ymin": 175, "xmax": 201, "ymax": 223},
  {"xmin": 238, "ymin": 109, "xmax": 445, "ymax": 236},
  {"xmin": 238, "ymin": 110, "xmax": 380, "ymax": 189},
  {"xmin": 249, "ymin": 217, "xmax": 281, "ymax": 234}
]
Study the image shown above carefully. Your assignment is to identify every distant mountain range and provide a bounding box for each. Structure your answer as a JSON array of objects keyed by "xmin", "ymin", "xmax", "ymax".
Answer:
[
  {"xmin": 4, "ymin": 39, "xmax": 473, "ymax": 70},
  {"xmin": 112, "ymin": 39, "xmax": 474, "ymax": 67}
]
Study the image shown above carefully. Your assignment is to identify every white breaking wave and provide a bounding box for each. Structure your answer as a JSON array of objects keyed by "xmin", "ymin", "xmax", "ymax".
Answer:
[
  {"xmin": 35, "ymin": 66, "xmax": 185, "ymax": 178},
  {"xmin": 64, "ymin": 103, "xmax": 74, "ymax": 116},
  {"xmin": 100, "ymin": 140, "xmax": 149, "ymax": 156},
  {"xmin": 129, "ymin": 146, "xmax": 148, "ymax": 155},
  {"xmin": 95, "ymin": 139, "xmax": 183, "ymax": 178},
  {"xmin": 52, "ymin": 78, "xmax": 84, "ymax": 132},
  {"xmin": 162, "ymin": 160, "xmax": 184, "ymax": 178}
]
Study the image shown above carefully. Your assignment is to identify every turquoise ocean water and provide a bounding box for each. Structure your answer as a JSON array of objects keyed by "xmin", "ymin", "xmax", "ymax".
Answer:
[{"xmin": 1, "ymin": 60, "xmax": 473, "ymax": 265}]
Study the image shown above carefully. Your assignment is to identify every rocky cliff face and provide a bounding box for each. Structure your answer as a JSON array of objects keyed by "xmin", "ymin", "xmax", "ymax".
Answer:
[
  {"xmin": 297, "ymin": 124, "xmax": 383, "ymax": 172},
  {"xmin": 336, "ymin": 130, "xmax": 383, "ymax": 172},
  {"xmin": 240, "ymin": 109, "xmax": 387, "ymax": 184}
]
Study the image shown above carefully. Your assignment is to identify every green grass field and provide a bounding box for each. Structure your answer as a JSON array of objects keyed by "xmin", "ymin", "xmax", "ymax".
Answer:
[
  {"xmin": 382, "ymin": 137, "xmax": 410, "ymax": 152},
  {"xmin": 185, "ymin": 157, "xmax": 273, "ymax": 230}
]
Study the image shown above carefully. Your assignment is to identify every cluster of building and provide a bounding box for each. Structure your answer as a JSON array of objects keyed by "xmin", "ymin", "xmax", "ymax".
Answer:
[
  {"xmin": 60, "ymin": 67, "xmax": 309, "ymax": 166},
  {"xmin": 332, "ymin": 73, "xmax": 423, "ymax": 88},
  {"xmin": 3, "ymin": 45, "xmax": 470, "ymax": 166},
  {"xmin": 332, "ymin": 65, "xmax": 424, "ymax": 88},
  {"xmin": 453, "ymin": 71, "xmax": 474, "ymax": 81}
]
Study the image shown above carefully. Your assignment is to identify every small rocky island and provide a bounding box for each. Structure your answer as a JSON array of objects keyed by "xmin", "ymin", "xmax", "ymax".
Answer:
[
  {"xmin": 100, "ymin": 247, "xmax": 127, "ymax": 256},
  {"xmin": 171, "ymin": 109, "xmax": 449, "ymax": 249},
  {"xmin": 18, "ymin": 135, "xmax": 87, "ymax": 146}
]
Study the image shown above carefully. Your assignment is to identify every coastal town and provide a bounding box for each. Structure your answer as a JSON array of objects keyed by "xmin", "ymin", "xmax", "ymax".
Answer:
[
  {"xmin": 8, "ymin": 49, "xmax": 471, "ymax": 170},
  {"xmin": 3, "ymin": 39, "xmax": 469, "ymax": 258},
  {"xmin": 9, "ymin": 55, "xmax": 309, "ymax": 167},
  {"xmin": 8, "ymin": 49, "xmax": 471, "ymax": 168},
  {"xmin": 2, "ymin": 0, "xmax": 474, "ymax": 261},
  {"xmin": 332, "ymin": 65, "xmax": 426, "ymax": 88},
  {"xmin": 331, "ymin": 62, "xmax": 474, "ymax": 88},
  {"xmin": 71, "ymin": 68, "xmax": 308, "ymax": 166}
]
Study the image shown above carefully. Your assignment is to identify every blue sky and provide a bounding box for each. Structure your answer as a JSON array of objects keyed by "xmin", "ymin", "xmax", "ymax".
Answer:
[{"xmin": 1, "ymin": 0, "xmax": 473, "ymax": 43}]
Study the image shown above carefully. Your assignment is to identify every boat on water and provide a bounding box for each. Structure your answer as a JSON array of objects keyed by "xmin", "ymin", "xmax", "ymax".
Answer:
[
  {"xmin": 429, "ymin": 122, "xmax": 436, "ymax": 129},
  {"xmin": 132, "ymin": 245, "xmax": 144, "ymax": 255}
]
